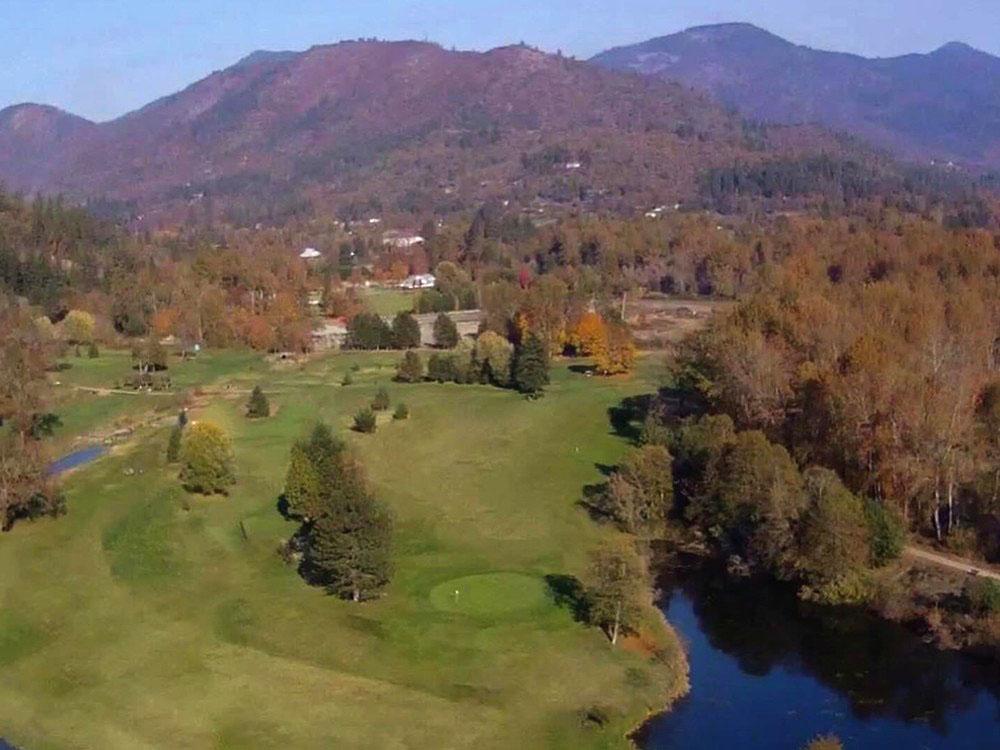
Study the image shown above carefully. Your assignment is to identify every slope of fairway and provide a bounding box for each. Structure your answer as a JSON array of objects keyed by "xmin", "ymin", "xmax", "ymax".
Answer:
[{"xmin": 0, "ymin": 352, "xmax": 685, "ymax": 749}]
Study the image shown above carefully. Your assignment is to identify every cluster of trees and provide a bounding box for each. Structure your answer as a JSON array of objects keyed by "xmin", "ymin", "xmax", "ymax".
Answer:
[
  {"xmin": 667, "ymin": 414, "xmax": 904, "ymax": 603},
  {"xmin": 395, "ymin": 333, "xmax": 550, "ymax": 397},
  {"xmin": 0, "ymin": 187, "xmax": 316, "ymax": 353},
  {"xmin": 565, "ymin": 311, "xmax": 636, "ymax": 375},
  {"xmin": 674, "ymin": 214, "xmax": 1000, "ymax": 560},
  {"xmin": 586, "ymin": 408, "xmax": 905, "ymax": 607},
  {"xmin": 282, "ymin": 424, "xmax": 393, "ymax": 601}
]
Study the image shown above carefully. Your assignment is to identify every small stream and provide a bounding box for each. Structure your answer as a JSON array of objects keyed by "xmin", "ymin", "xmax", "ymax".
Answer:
[{"xmin": 639, "ymin": 563, "xmax": 1000, "ymax": 749}]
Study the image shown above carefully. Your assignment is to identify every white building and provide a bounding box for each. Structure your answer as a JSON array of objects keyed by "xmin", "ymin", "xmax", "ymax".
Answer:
[
  {"xmin": 400, "ymin": 273, "xmax": 436, "ymax": 290},
  {"xmin": 299, "ymin": 247, "xmax": 322, "ymax": 260},
  {"xmin": 383, "ymin": 233, "xmax": 425, "ymax": 249}
]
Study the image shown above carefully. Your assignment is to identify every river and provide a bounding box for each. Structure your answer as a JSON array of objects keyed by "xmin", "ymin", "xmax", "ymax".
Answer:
[{"xmin": 639, "ymin": 563, "xmax": 1000, "ymax": 749}]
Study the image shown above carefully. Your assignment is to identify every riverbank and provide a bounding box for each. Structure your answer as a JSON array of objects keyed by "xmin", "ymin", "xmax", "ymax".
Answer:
[
  {"xmin": 656, "ymin": 534, "xmax": 1000, "ymax": 660},
  {"xmin": 866, "ymin": 557, "xmax": 1000, "ymax": 655}
]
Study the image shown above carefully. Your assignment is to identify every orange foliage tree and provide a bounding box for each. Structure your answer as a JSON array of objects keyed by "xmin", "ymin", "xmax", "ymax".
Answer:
[{"xmin": 594, "ymin": 322, "xmax": 636, "ymax": 376}]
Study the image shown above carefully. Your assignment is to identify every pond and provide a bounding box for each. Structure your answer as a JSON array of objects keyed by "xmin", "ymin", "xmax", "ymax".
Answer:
[
  {"xmin": 47, "ymin": 444, "xmax": 107, "ymax": 476},
  {"xmin": 638, "ymin": 563, "xmax": 1000, "ymax": 749}
]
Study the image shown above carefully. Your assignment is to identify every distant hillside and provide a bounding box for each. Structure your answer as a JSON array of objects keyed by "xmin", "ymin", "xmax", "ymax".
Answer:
[
  {"xmin": 0, "ymin": 40, "xmax": 857, "ymax": 226},
  {"xmin": 0, "ymin": 104, "xmax": 96, "ymax": 192},
  {"xmin": 592, "ymin": 23, "xmax": 1000, "ymax": 169}
]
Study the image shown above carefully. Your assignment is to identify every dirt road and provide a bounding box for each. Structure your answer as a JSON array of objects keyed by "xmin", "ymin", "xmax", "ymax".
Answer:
[{"xmin": 904, "ymin": 546, "xmax": 1000, "ymax": 582}]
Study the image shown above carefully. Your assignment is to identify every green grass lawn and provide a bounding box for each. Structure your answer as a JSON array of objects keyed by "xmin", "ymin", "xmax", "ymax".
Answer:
[
  {"xmin": 0, "ymin": 351, "xmax": 686, "ymax": 749},
  {"xmin": 362, "ymin": 287, "xmax": 417, "ymax": 316}
]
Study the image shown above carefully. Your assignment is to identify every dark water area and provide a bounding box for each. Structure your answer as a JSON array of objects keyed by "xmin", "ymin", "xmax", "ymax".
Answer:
[
  {"xmin": 0, "ymin": 739, "xmax": 18, "ymax": 750},
  {"xmin": 639, "ymin": 563, "xmax": 1000, "ymax": 749},
  {"xmin": 47, "ymin": 444, "xmax": 106, "ymax": 476}
]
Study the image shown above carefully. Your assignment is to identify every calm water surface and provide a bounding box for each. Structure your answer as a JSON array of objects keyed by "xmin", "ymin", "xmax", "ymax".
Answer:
[
  {"xmin": 639, "ymin": 565, "xmax": 1000, "ymax": 750},
  {"xmin": 47, "ymin": 444, "xmax": 107, "ymax": 476}
]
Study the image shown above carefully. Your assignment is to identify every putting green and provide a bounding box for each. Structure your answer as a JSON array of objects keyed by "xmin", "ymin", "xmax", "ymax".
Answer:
[{"xmin": 429, "ymin": 572, "xmax": 550, "ymax": 617}]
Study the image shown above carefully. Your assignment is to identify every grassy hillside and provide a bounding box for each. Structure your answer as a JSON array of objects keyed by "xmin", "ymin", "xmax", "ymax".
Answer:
[{"xmin": 0, "ymin": 351, "xmax": 685, "ymax": 749}]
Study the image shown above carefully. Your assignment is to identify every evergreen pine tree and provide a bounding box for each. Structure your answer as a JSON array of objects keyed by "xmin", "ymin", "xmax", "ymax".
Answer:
[
  {"xmin": 433, "ymin": 313, "xmax": 459, "ymax": 348},
  {"xmin": 166, "ymin": 425, "xmax": 183, "ymax": 463},
  {"xmin": 305, "ymin": 492, "xmax": 393, "ymax": 601},
  {"xmin": 391, "ymin": 311, "xmax": 422, "ymax": 349},
  {"xmin": 305, "ymin": 423, "xmax": 346, "ymax": 487},
  {"xmin": 246, "ymin": 385, "xmax": 270, "ymax": 418},
  {"xmin": 513, "ymin": 334, "xmax": 550, "ymax": 398}
]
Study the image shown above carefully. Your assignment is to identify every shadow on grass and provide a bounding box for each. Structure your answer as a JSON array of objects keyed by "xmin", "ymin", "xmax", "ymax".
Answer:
[
  {"xmin": 545, "ymin": 574, "xmax": 590, "ymax": 623},
  {"xmin": 608, "ymin": 386, "xmax": 707, "ymax": 445},
  {"xmin": 577, "ymin": 482, "xmax": 610, "ymax": 524},
  {"xmin": 607, "ymin": 393, "xmax": 654, "ymax": 443},
  {"xmin": 275, "ymin": 494, "xmax": 292, "ymax": 520}
]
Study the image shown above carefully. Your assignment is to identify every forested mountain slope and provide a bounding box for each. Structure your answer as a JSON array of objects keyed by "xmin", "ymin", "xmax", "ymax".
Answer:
[
  {"xmin": 0, "ymin": 40, "xmax": 862, "ymax": 226},
  {"xmin": 593, "ymin": 23, "xmax": 1000, "ymax": 170}
]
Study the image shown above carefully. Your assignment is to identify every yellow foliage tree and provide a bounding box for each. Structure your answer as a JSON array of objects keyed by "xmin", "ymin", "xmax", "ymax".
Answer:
[
  {"xmin": 62, "ymin": 310, "xmax": 95, "ymax": 344},
  {"xmin": 594, "ymin": 322, "xmax": 636, "ymax": 376}
]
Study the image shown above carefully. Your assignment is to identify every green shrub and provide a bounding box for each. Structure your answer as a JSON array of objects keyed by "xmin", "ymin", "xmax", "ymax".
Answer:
[
  {"xmin": 372, "ymin": 386, "xmax": 390, "ymax": 411},
  {"xmin": 393, "ymin": 403, "xmax": 409, "ymax": 421},
  {"xmin": 87, "ymin": 342, "xmax": 100, "ymax": 359},
  {"xmin": 965, "ymin": 578, "xmax": 1000, "ymax": 614},
  {"xmin": 353, "ymin": 408, "xmax": 377, "ymax": 434},
  {"xmin": 341, "ymin": 371, "xmax": 353, "ymax": 386}
]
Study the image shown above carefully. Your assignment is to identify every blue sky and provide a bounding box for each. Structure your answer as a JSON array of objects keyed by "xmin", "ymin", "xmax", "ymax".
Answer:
[{"xmin": 3, "ymin": 0, "xmax": 999, "ymax": 121}]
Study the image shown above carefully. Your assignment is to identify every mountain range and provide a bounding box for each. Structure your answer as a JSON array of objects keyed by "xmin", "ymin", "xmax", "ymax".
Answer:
[
  {"xmin": 2, "ymin": 40, "xmax": 799, "ymax": 224},
  {"xmin": 0, "ymin": 24, "xmax": 996, "ymax": 226},
  {"xmin": 592, "ymin": 23, "xmax": 1000, "ymax": 169}
]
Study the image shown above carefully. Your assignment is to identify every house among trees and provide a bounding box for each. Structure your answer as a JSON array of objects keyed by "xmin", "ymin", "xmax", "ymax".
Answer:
[
  {"xmin": 299, "ymin": 247, "xmax": 322, "ymax": 260},
  {"xmin": 399, "ymin": 273, "xmax": 436, "ymax": 290},
  {"xmin": 311, "ymin": 318, "xmax": 349, "ymax": 350},
  {"xmin": 382, "ymin": 230, "xmax": 425, "ymax": 249}
]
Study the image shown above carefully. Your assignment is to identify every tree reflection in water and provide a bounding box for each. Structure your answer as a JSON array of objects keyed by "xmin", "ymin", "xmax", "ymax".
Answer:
[{"xmin": 639, "ymin": 559, "xmax": 1000, "ymax": 749}]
